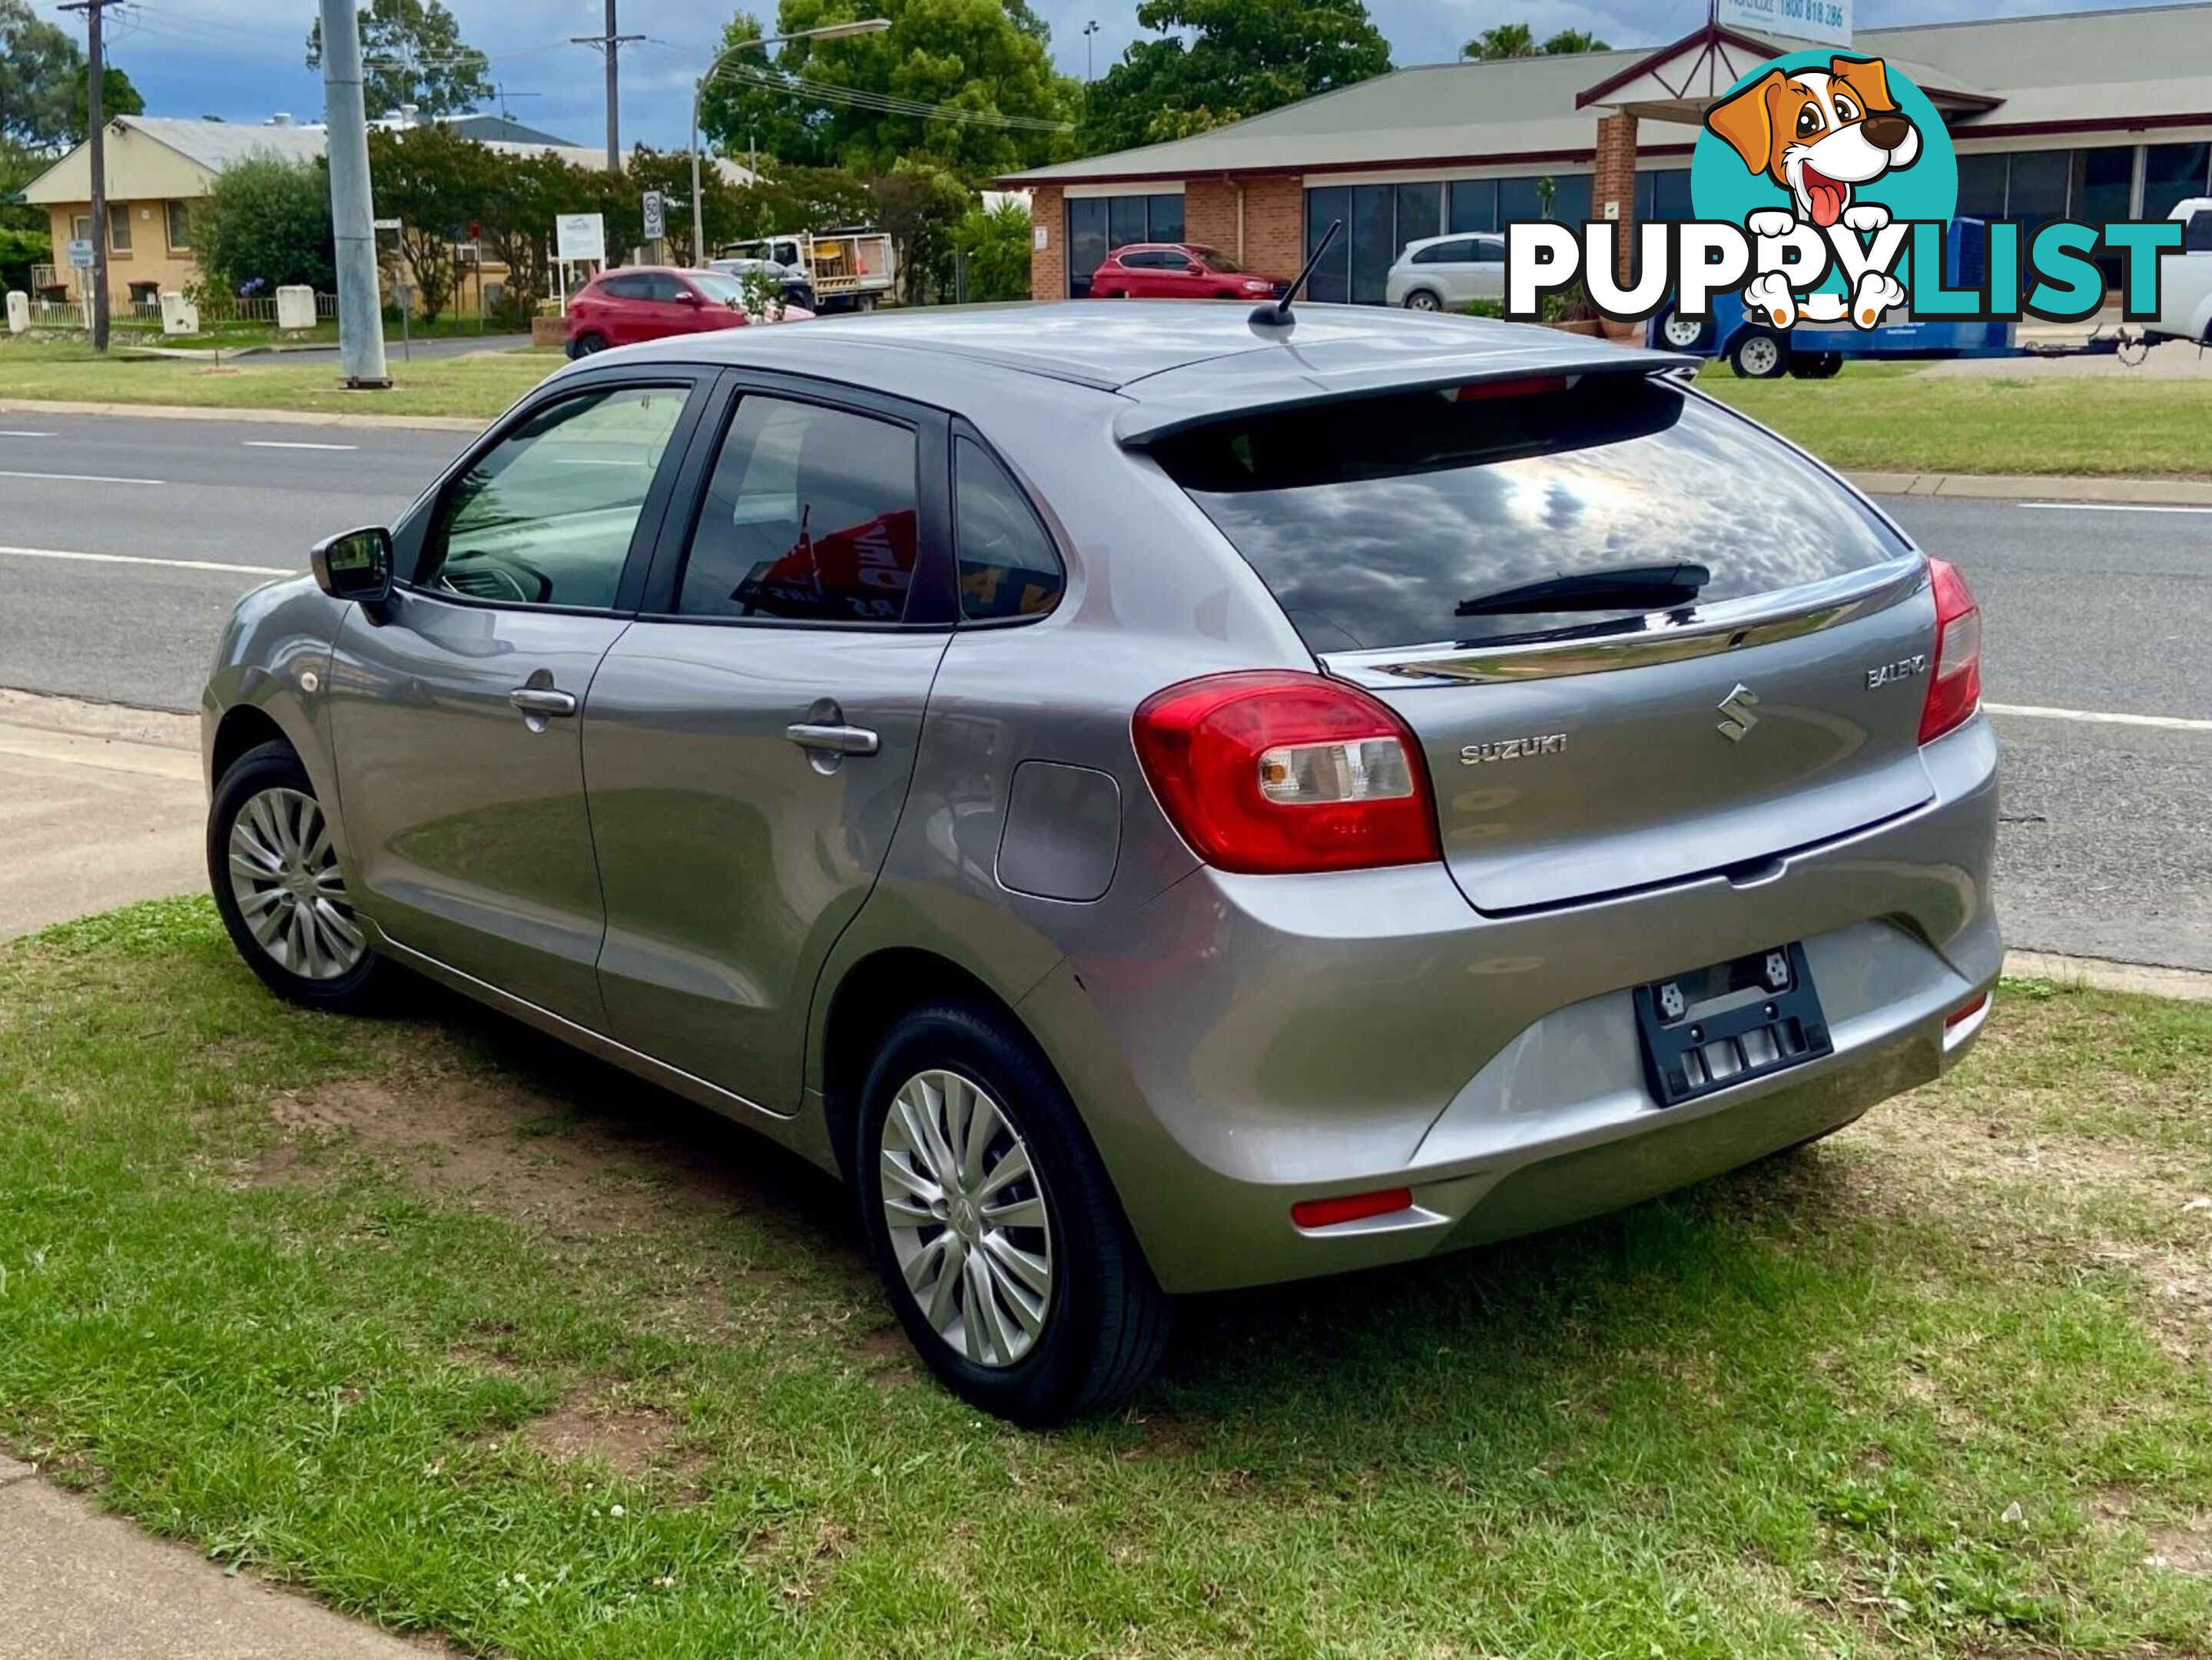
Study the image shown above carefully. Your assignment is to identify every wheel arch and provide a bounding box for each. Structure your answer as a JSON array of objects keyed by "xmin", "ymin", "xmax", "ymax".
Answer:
[
  {"xmin": 211, "ymin": 702, "xmax": 290, "ymax": 785},
  {"xmin": 814, "ymin": 945, "xmax": 1043, "ymax": 1185}
]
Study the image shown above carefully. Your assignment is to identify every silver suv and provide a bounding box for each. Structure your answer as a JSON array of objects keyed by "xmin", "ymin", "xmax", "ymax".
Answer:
[{"xmin": 203, "ymin": 304, "xmax": 2000, "ymax": 1424}]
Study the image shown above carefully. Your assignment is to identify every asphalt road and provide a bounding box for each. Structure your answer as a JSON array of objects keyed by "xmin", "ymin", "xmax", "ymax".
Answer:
[{"xmin": 0, "ymin": 412, "xmax": 2206, "ymax": 970}]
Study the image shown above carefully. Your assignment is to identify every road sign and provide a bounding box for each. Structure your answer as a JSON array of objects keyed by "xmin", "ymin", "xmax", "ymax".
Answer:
[
  {"xmin": 66, "ymin": 237, "xmax": 95, "ymax": 270},
  {"xmin": 642, "ymin": 191, "xmax": 665, "ymax": 243},
  {"xmin": 555, "ymin": 211, "xmax": 606, "ymax": 264},
  {"xmin": 372, "ymin": 217, "xmax": 401, "ymax": 231}
]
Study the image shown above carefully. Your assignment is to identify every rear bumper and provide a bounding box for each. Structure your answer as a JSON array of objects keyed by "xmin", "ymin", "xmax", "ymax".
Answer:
[{"xmin": 1024, "ymin": 716, "xmax": 2001, "ymax": 1293}]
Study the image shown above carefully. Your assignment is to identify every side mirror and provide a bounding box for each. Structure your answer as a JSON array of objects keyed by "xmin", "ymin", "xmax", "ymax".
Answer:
[
  {"xmin": 311, "ymin": 526, "xmax": 394, "ymax": 609},
  {"xmin": 675, "ymin": 290, "xmax": 702, "ymax": 307}
]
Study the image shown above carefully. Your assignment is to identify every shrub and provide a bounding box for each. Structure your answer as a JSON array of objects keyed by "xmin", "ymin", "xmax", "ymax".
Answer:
[
  {"xmin": 194, "ymin": 152, "xmax": 334, "ymax": 295},
  {"xmin": 0, "ymin": 224, "xmax": 49, "ymax": 292},
  {"xmin": 952, "ymin": 198, "xmax": 1032, "ymax": 303}
]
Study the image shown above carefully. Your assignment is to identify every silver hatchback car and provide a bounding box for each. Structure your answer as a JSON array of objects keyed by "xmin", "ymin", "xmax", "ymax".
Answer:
[{"xmin": 203, "ymin": 304, "xmax": 2000, "ymax": 1423}]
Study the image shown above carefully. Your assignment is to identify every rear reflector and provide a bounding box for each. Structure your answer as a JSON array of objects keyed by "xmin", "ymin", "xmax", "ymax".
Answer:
[
  {"xmin": 1919, "ymin": 558, "xmax": 1983, "ymax": 745},
  {"xmin": 1291, "ymin": 1187, "xmax": 1415, "ymax": 1230},
  {"xmin": 1133, "ymin": 671, "xmax": 1441, "ymax": 875},
  {"xmin": 1945, "ymin": 992, "xmax": 1990, "ymax": 1031}
]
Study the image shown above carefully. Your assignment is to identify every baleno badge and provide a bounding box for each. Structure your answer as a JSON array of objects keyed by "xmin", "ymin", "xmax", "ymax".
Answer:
[{"xmin": 1866, "ymin": 654, "xmax": 1928, "ymax": 690}]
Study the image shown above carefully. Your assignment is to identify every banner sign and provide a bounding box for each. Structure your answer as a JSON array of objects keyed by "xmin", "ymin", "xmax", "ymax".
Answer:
[{"xmin": 1717, "ymin": 0, "xmax": 1852, "ymax": 48}]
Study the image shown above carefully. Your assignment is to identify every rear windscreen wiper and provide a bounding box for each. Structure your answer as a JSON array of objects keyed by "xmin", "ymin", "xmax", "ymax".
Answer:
[{"xmin": 1455, "ymin": 562, "xmax": 1710, "ymax": 619}]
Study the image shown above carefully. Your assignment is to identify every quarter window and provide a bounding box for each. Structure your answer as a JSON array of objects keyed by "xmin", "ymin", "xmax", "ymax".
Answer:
[
  {"xmin": 954, "ymin": 437, "xmax": 1063, "ymax": 621},
  {"xmin": 420, "ymin": 386, "xmax": 686, "ymax": 609},
  {"xmin": 678, "ymin": 396, "xmax": 920, "ymax": 624},
  {"xmin": 2187, "ymin": 211, "xmax": 2212, "ymax": 254}
]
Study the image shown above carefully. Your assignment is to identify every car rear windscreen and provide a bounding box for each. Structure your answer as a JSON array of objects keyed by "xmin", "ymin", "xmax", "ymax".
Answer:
[{"xmin": 1149, "ymin": 374, "xmax": 1909, "ymax": 654}]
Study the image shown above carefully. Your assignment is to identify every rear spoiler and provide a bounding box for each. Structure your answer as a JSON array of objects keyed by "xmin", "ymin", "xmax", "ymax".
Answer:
[{"xmin": 1113, "ymin": 343, "xmax": 1696, "ymax": 449}]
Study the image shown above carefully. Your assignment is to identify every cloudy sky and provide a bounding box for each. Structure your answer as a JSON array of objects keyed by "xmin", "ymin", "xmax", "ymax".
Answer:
[{"xmin": 98, "ymin": 0, "xmax": 2165, "ymax": 154}]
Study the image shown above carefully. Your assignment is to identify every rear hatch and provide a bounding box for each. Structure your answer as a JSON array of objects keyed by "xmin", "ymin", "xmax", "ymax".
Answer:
[{"xmin": 1146, "ymin": 369, "xmax": 1937, "ymax": 914}]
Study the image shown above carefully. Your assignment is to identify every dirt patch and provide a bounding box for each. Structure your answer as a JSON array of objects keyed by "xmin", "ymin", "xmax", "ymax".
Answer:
[
  {"xmin": 521, "ymin": 1398, "xmax": 681, "ymax": 1481},
  {"xmin": 2093, "ymin": 1490, "xmax": 2212, "ymax": 1579}
]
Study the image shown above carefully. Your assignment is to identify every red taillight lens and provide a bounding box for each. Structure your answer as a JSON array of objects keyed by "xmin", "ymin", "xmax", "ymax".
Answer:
[
  {"xmin": 1292, "ymin": 1187, "xmax": 1414, "ymax": 1230},
  {"xmin": 1132, "ymin": 670, "xmax": 1442, "ymax": 875},
  {"xmin": 1919, "ymin": 557, "xmax": 1983, "ymax": 745}
]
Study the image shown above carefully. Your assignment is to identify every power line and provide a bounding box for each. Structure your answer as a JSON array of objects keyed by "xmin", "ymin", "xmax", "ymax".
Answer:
[{"xmin": 707, "ymin": 60, "xmax": 1073, "ymax": 131}]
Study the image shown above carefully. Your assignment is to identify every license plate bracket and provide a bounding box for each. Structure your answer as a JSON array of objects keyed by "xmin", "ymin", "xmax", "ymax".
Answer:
[{"xmin": 1633, "ymin": 942, "xmax": 1833, "ymax": 1109}]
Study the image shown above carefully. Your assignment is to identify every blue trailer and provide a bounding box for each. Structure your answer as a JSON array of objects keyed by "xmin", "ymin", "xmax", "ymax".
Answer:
[{"xmin": 1647, "ymin": 217, "xmax": 2124, "ymax": 377}]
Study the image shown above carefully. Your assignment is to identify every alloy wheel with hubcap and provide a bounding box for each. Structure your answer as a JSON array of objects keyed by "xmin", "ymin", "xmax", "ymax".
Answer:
[
  {"xmin": 1404, "ymin": 290, "xmax": 1442, "ymax": 311},
  {"xmin": 878, "ymin": 1067, "xmax": 1054, "ymax": 1367},
  {"xmin": 227, "ymin": 785, "xmax": 365, "ymax": 981}
]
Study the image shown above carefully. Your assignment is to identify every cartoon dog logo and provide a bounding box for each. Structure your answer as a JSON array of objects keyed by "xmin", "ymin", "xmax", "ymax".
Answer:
[{"xmin": 1706, "ymin": 56, "xmax": 1921, "ymax": 327}]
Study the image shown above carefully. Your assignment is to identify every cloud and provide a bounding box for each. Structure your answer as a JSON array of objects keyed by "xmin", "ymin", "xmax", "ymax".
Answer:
[{"xmin": 97, "ymin": 0, "xmax": 2175, "ymax": 154}]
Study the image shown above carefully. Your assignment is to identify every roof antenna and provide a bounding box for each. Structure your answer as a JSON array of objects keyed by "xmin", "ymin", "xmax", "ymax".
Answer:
[{"xmin": 1249, "ymin": 218, "xmax": 1341, "ymax": 334}]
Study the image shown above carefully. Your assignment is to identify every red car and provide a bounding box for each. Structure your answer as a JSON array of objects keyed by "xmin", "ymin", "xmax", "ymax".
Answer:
[
  {"xmin": 565, "ymin": 267, "xmax": 756, "ymax": 357},
  {"xmin": 1086, "ymin": 243, "xmax": 1289, "ymax": 301}
]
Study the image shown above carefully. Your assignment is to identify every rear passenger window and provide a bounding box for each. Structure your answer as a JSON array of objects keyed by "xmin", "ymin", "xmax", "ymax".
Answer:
[
  {"xmin": 677, "ymin": 396, "xmax": 919, "ymax": 623},
  {"xmin": 2187, "ymin": 211, "xmax": 2212, "ymax": 254},
  {"xmin": 954, "ymin": 437, "xmax": 1064, "ymax": 621}
]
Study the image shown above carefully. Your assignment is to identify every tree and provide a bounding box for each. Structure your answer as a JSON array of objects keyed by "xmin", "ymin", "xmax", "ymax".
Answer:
[
  {"xmin": 1464, "ymin": 22, "xmax": 1608, "ymax": 59},
  {"xmin": 366, "ymin": 122, "xmax": 492, "ymax": 323},
  {"xmin": 67, "ymin": 63, "xmax": 143, "ymax": 141},
  {"xmin": 307, "ymin": 0, "xmax": 492, "ymax": 119},
  {"xmin": 0, "ymin": 0, "xmax": 138, "ymax": 150},
  {"xmin": 951, "ymin": 195, "xmax": 1029, "ymax": 300},
  {"xmin": 869, "ymin": 159, "xmax": 970, "ymax": 303},
  {"xmin": 193, "ymin": 153, "xmax": 335, "ymax": 294},
  {"xmin": 1081, "ymin": 0, "xmax": 1391, "ymax": 155},
  {"xmin": 700, "ymin": 0, "xmax": 1079, "ymax": 182}
]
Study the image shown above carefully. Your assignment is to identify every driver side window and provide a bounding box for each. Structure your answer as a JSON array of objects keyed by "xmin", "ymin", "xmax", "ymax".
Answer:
[{"xmin": 420, "ymin": 385, "xmax": 687, "ymax": 609}]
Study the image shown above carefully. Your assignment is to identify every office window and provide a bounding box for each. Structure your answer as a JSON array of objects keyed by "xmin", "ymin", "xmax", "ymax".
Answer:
[
  {"xmin": 1147, "ymin": 192, "xmax": 1185, "ymax": 245},
  {"xmin": 2071, "ymin": 147, "xmax": 2135, "ymax": 225},
  {"xmin": 1304, "ymin": 184, "xmax": 1351, "ymax": 303},
  {"xmin": 1394, "ymin": 182, "xmax": 1443, "ymax": 248},
  {"xmin": 1448, "ymin": 179, "xmax": 1497, "ymax": 234},
  {"xmin": 1348, "ymin": 184, "xmax": 1396, "ymax": 304},
  {"xmin": 1955, "ymin": 154, "xmax": 2008, "ymax": 221},
  {"xmin": 1066, "ymin": 194, "xmax": 1186, "ymax": 295},
  {"xmin": 164, "ymin": 200, "xmax": 192, "ymax": 252},
  {"xmin": 1639, "ymin": 168, "xmax": 1692, "ymax": 223},
  {"xmin": 2005, "ymin": 150, "xmax": 2071, "ymax": 234},
  {"xmin": 2145, "ymin": 141, "xmax": 2211, "ymax": 221}
]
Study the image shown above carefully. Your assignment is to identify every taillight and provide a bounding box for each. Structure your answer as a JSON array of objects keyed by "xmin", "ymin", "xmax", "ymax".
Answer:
[
  {"xmin": 1919, "ymin": 557, "xmax": 1982, "ymax": 745},
  {"xmin": 1132, "ymin": 670, "xmax": 1441, "ymax": 875}
]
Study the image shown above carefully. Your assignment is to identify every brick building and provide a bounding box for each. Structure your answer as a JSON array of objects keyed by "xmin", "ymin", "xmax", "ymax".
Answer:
[{"xmin": 1003, "ymin": 5, "xmax": 2212, "ymax": 303}]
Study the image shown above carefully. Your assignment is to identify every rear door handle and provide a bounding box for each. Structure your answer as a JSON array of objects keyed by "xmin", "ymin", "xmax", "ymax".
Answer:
[
  {"xmin": 509, "ymin": 687, "xmax": 579, "ymax": 717},
  {"xmin": 785, "ymin": 722, "xmax": 880, "ymax": 757}
]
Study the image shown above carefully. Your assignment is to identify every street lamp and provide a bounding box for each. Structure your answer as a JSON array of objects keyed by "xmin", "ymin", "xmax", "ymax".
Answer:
[
  {"xmin": 691, "ymin": 17, "xmax": 891, "ymax": 266},
  {"xmin": 1083, "ymin": 20, "xmax": 1099, "ymax": 82}
]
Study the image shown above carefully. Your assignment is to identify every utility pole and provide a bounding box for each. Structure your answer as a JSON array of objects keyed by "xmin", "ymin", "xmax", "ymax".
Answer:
[
  {"xmin": 572, "ymin": 0, "xmax": 644, "ymax": 173},
  {"xmin": 58, "ymin": 0, "xmax": 120, "ymax": 352},
  {"xmin": 318, "ymin": 0, "xmax": 390, "ymax": 387}
]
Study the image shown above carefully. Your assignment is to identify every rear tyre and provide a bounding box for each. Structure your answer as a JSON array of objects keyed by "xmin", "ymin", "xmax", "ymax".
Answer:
[
  {"xmin": 1789, "ymin": 352, "xmax": 1845, "ymax": 380},
  {"xmin": 208, "ymin": 740, "xmax": 388, "ymax": 1011},
  {"xmin": 1729, "ymin": 329, "xmax": 1789, "ymax": 379},
  {"xmin": 568, "ymin": 331, "xmax": 609, "ymax": 358},
  {"xmin": 1403, "ymin": 289, "xmax": 1444, "ymax": 312},
  {"xmin": 856, "ymin": 1001, "xmax": 1171, "ymax": 1426}
]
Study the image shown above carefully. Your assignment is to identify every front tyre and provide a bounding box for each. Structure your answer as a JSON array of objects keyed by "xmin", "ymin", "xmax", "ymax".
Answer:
[
  {"xmin": 568, "ymin": 332, "xmax": 609, "ymax": 358},
  {"xmin": 208, "ymin": 739, "xmax": 387, "ymax": 1011},
  {"xmin": 856, "ymin": 1001, "xmax": 1170, "ymax": 1426}
]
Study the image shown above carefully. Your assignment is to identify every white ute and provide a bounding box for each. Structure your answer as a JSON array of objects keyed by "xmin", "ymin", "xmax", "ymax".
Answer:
[{"xmin": 2150, "ymin": 197, "xmax": 2212, "ymax": 345}]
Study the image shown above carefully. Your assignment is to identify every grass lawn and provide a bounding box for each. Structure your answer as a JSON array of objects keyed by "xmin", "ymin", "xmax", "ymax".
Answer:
[
  {"xmin": 2, "ymin": 900, "xmax": 2210, "ymax": 1658},
  {"xmin": 0, "ymin": 337, "xmax": 556, "ymax": 420},
  {"xmin": 1699, "ymin": 363, "xmax": 2212, "ymax": 479}
]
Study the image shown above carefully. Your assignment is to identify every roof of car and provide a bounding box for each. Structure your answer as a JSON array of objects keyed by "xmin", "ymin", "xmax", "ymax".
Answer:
[{"xmin": 576, "ymin": 301, "xmax": 1685, "ymax": 430}]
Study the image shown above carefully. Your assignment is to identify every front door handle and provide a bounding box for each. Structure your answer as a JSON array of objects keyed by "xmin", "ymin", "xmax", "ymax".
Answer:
[
  {"xmin": 509, "ymin": 687, "xmax": 579, "ymax": 718},
  {"xmin": 785, "ymin": 722, "xmax": 880, "ymax": 757}
]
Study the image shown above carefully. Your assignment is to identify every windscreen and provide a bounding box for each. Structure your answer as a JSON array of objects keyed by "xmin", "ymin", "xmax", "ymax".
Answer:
[{"xmin": 1151, "ymin": 376, "xmax": 1909, "ymax": 654}]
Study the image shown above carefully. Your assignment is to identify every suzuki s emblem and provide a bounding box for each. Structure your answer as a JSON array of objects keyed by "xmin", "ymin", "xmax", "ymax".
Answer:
[{"xmin": 1716, "ymin": 683, "xmax": 1761, "ymax": 743}]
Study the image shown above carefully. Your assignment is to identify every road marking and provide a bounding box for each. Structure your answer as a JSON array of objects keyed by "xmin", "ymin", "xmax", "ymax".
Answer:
[
  {"xmin": 0, "ymin": 544, "xmax": 287, "ymax": 576},
  {"xmin": 1985, "ymin": 702, "xmax": 2212, "ymax": 732},
  {"xmin": 0, "ymin": 468, "xmax": 162, "ymax": 486},
  {"xmin": 243, "ymin": 440, "xmax": 359, "ymax": 451},
  {"xmin": 2019, "ymin": 502, "xmax": 2212, "ymax": 516},
  {"xmin": 0, "ymin": 429, "xmax": 53, "ymax": 437}
]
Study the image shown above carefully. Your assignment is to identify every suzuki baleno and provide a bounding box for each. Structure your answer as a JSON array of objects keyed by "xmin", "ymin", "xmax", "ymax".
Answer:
[{"xmin": 203, "ymin": 304, "xmax": 1999, "ymax": 1423}]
